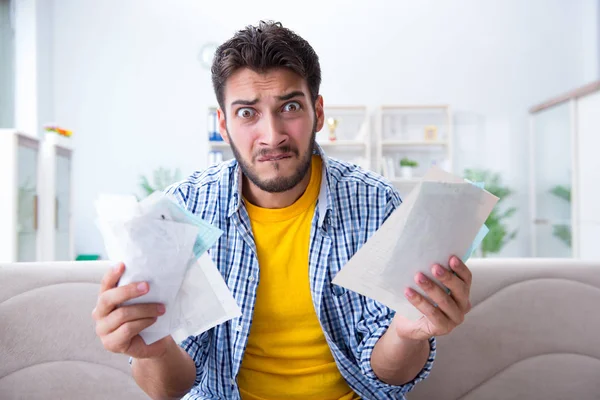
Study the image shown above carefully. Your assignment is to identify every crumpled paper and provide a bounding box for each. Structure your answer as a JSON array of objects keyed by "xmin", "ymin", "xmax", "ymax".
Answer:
[{"xmin": 95, "ymin": 191, "xmax": 241, "ymax": 344}]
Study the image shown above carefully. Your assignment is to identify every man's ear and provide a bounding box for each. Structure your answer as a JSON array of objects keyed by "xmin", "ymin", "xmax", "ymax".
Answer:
[
  {"xmin": 314, "ymin": 95, "xmax": 325, "ymax": 133},
  {"xmin": 217, "ymin": 108, "xmax": 229, "ymax": 143}
]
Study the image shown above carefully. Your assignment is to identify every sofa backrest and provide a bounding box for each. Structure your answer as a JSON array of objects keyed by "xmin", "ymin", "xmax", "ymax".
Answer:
[
  {"xmin": 0, "ymin": 261, "xmax": 148, "ymax": 400},
  {"xmin": 2, "ymin": 258, "xmax": 600, "ymax": 400},
  {"xmin": 408, "ymin": 257, "xmax": 600, "ymax": 400}
]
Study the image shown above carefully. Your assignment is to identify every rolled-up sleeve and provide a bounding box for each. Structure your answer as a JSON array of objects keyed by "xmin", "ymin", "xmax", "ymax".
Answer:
[
  {"xmin": 179, "ymin": 332, "xmax": 211, "ymax": 387},
  {"xmin": 356, "ymin": 299, "xmax": 436, "ymax": 395}
]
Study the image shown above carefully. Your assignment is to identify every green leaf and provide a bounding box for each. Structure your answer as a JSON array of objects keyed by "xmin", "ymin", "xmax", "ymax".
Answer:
[{"xmin": 549, "ymin": 185, "xmax": 571, "ymax": 202}]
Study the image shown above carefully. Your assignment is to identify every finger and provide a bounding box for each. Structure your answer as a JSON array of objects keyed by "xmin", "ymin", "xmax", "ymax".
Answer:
[
  {"xmin": 101, "ymin": 317, "xmax": 158, "ymax": 354},
  {"xmin": 99, "ymin": 262, "xmax": 125, "ymax": 293},
  {"xmin": 93, "ymin": 263, "xmax": 126, "ymax": 320},
  {"xmin": 96, "ymin": 303, "xmax": 166, "ymax": 336},
  {"xmin": 449, "ymin": 256, "xmax": 472, "ymax": 287},
  {"xmin": 94, "ymin": 281, "xmax": 150, "ymax": 320},
  {"xmin": 404, "ymin": 288, "xmax": 452, "ymax": 334},
  {"xmin": 432, "ymin": 264, "xmax": 470, "ymax": 313},
  {"xmin": 415, "ymin": 273, "xmax": 464, "ymax": 325}
]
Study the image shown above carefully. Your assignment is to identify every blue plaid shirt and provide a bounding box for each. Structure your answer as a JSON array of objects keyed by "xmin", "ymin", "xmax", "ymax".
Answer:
[{"xmin": 166, "ymin": 146, "xmax": 436, "ymax": 399}]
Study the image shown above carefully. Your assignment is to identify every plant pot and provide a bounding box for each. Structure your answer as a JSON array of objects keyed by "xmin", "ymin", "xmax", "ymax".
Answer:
[{"xmin": 400, "ymin": 166, "xmax": 413, "ymax": 178}]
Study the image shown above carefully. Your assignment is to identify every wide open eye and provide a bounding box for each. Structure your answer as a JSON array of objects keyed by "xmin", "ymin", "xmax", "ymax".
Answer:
[
  {"xmin": 236, "ymin": 108, "xmax": 256, "ymax": 119},
  {"xmin": 282, "ymin": 101, "xmax": 301, "ymax": 113}
]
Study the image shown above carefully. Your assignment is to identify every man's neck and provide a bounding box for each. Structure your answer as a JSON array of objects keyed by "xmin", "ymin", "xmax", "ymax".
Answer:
[{"xmin": 242, "ymin": 167, "xmax": 312, "ymax": 209}]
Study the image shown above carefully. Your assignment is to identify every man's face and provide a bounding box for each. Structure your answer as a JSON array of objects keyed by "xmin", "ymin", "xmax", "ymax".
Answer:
[{"xmin": 217, "ymin": 68, "xmax": 324, "ymax": 193}]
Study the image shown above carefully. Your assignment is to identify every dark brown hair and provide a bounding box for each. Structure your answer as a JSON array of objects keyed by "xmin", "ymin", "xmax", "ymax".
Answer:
[{"xmin": 211, "ymin": 21, "xmax": 322, "ymax": 113}]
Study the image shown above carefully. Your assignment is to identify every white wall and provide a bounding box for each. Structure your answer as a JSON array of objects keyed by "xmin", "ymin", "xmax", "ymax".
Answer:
[
  {"xmin": 13, "ymin": 0, "xmax": 37, "ymax": 134},
  {"xmin": 36, "ymin": 0, "xmax": 53, "ymax": 137},
  {"xmin": 0, "ymin": 0, "xmax": 15, "ymax": 128},
  {"xmin": 48, "ymin": 0, "xmax": 598, "ymax": 258},
  {"xmin": 582, "ymin": 0, "xmax": 600, "ymax": 80}
]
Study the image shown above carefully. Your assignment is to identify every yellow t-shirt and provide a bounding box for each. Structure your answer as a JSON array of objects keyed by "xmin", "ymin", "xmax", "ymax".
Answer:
[{"xmin": 237, "ymin": 155, "xmax": 358, "ymax": 400}]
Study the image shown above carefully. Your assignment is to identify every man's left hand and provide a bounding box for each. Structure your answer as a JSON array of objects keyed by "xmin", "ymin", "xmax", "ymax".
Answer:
[{"xmin": 393, "ymin": 255, "xmax": 472, "ymax": 341}]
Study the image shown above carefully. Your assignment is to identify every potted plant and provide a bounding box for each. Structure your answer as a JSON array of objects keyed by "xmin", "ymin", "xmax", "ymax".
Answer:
[
  {"xmin": 549, "ymin": 185, "xmax": 571, "ymax": 248},
  {"xmin": 463, "ymin": 168, "xmax": 517, "ymax": 257},
  {"xmin": 399, "ymin": 157, "xmax": 418, "ymax": 178},
  {"xmin": 138, "ymin": 167, "xmax": 183, "ymax": 199}
]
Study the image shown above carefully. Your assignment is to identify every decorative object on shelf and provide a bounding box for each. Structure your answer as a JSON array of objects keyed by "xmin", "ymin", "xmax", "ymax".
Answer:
[
  {"xmin": 549, "ymin": 185, "xmax": 571, "ymax": 248},
  {"xmin": 399, "ymin": 157, "xmax": 418, "ymax": 178},
  {"xmin": 138, "ymin": 167, "xmax": 182, "ymax": 199},
  {"xmin": 326, "ymin": 117, "xmax": 339, "ymax": 141},
  {"xmin": 463, "ymin": 168, "xmax": 517, "ymax": 257},
  {"xmin": 44, "ymin": 124, "xmax": 72, "ymax": 138},
  {"xmin": 381, "ymin": 157, "xmax": 396, "ymax": 179},
  {"xmin": 198, "ymin": 42, "xmax": 219, "ymax": 69},
  {"xmin": 207, "ymin": 109, "xmax": 223, "ymax": 141},
  {"xmin": 424, "ymin": 125, "xmax": 438, "ymax": 141}
]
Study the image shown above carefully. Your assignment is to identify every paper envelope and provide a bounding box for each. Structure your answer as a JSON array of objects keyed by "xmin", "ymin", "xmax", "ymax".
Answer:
[{"xmin": 332, "ymin": 166, "xmax": 499, "ymax": 321}]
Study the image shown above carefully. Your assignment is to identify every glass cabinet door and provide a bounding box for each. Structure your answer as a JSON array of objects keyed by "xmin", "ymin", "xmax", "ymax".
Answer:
[
  {"xmin": 531, "ymin": 102, "xmax": 572, "ymax": 257},
  {"xmin": 55, "ymin": 147, "xmax": 72, "ymax": 260},
  {"xmin": 16, "ymin": 136, "xmax": 39, "ymax": 261}
]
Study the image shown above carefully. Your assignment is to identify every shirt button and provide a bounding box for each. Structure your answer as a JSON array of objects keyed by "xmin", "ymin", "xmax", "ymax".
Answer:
[
  {"xmin": 236, "ymin": 324, "xmax": 243, "ymax": 332},
  {"xmin": 248, "ymin": 275, "xmax": 255, "ymax": 282},
  {"xmin": 230, "ymin": 378, "xmax": 236, "ymax": 386}
]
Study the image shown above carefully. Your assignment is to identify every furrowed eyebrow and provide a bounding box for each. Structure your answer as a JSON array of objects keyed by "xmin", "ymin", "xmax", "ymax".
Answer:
[
  {"xmin": 230, "ymin": 91, "xmax": 305, "ymax": 107},
  {"xmin": 231, "ymin": 98, "xmax": 259, "ymax": 107},
  {"xmin": 277, "ymin": 91, "xmax": 305, "ymax": 101}
]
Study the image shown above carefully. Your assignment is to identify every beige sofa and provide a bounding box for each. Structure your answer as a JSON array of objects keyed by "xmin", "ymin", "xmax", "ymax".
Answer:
[{"xmin": 1, "ymin": 258, "xmax": 599, "ymax": 399}]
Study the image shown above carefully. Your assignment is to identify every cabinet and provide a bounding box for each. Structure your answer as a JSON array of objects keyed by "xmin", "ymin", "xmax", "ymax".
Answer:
[
  {"xmin": 39, "ymin": 133, "xmax": 74, "ymax": 261},
  {"xmin": 529, "ymin": 81, "xmax": 600, "ymax": 259},
  {"xmin": 0, "ymin": 130, "xmax": 40, "ymax": 262}
]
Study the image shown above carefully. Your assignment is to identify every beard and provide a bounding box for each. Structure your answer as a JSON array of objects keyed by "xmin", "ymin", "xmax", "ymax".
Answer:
[{"xmin": 227, "ymin": 124, "xmax": 317, "ymax": 194}]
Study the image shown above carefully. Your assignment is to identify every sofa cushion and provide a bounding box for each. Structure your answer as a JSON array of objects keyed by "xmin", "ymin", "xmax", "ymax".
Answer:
[{"xmin": 0, "ymin": 261, "xmax": 148, "ymax": 400}]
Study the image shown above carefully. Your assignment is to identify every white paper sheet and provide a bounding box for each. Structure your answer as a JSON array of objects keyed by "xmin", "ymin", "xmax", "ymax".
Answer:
[
  {"xmin": 95, "ymin": 192, "xmax": 240, "ymax": 344},
  {"xmin": 171, "ymin": 252, "xmax": 242, "ymax": 343},
  {"xmin": 332, "ymin": 167, "xmax": 499, "ymax": 321}
]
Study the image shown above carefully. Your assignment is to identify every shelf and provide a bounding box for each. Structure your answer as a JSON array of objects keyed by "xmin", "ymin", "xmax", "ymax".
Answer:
[
  {"xmin": 382, "ymin": 140, "xmax": 448, "ymax": 147},
  {"xmin": 316, "ymin": 140, "xmax": 366, "ymax": 147},
  {"xmin": 208, "ymin": 141, "xmax": 229, "ymax": 149}
]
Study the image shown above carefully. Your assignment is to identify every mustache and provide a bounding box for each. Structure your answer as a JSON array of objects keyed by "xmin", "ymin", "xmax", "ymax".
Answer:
[{"xmin": 254, "ymin": 146, "xmax": 299, "ymax": 158}]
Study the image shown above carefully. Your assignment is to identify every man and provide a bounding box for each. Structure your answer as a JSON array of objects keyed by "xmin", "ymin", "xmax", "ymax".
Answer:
[{"xmin": 92, "ymin": 21, "xmax": 472, "ymax": 400}]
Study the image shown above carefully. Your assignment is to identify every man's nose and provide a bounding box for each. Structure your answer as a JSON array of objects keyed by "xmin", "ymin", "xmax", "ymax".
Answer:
[{"xmin": 258, "ymin": 112, "xmax": 287, "ymax": 148}]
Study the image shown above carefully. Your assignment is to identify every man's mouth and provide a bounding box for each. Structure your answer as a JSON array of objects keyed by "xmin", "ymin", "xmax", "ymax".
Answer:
[{"xmin": 258, "ymin": 153, "xmax": 293, "ymax": 162}]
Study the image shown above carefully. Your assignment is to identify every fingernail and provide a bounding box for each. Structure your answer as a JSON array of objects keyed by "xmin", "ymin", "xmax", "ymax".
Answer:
[
  {"xmin": 137, "ymin": 282, "xmax": 148, "ymax": 293},
  {"xmin": 405, "ymin": 288, "xmax": 416, "ymax": 298},
  {"xmin": 157, "ymin": 304, "xmax": 166, "ymax": 314},
  {"xmin": 113, "ymin": 263, "xmax": 122, "ymax": 273},
  {"xmin": 418, "ymin": 274, "xmax": 428, "ymax": 284},
  {"xmin": 434, "ymin": 265, "xmax": 445, "ymax": 277},
  {"xmin": 451, "ymin": 257, "xmax": 460, "ymax": 267}
]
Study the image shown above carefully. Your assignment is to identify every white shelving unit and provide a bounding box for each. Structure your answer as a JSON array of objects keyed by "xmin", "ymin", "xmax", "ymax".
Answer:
[
  {"xmin": 206, "ymin": 105, "xmax": 372, "ymax": 171},
  {"xmin": 529, "ymin": 81, "xmax": 600, "ymax": 260},
  {"xmin": 316, "ymin": 106, "xmax": 370, "ymax": 170},
  {"xmin": 376, "ymin": 105, "xmax": 453, "ymax": 196},
  {"xmin": 38, "ymin": 133, "xmax": 74, "ymax": 261},
  {"xmin": 0, "ymin": 130, "xmax": 40, "ymax": 262}
]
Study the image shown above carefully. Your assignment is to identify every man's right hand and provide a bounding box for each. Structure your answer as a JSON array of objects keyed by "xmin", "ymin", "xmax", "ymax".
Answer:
[{"xmin": 92, "ymin": 262, "xmax": 171, "ymax": 359}]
